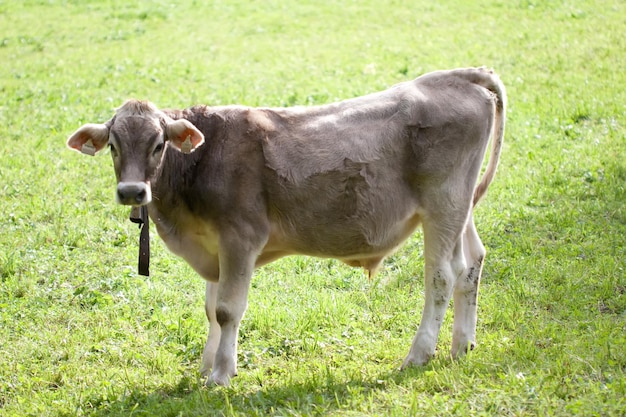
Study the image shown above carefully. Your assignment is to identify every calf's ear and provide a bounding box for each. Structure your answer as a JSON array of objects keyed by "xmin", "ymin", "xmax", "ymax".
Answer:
[
  {"xmin": 67, "ymin": 123, "xmax": 110, "ymax": 156},
  {"xmin": 165, "ymin": 120, "xmax": 205, "ymax": 154}
]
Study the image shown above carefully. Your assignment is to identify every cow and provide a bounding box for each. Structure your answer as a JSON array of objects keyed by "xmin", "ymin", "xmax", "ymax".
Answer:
[{"xmin": 67, "ymin": 67, "xmax": 506, "ymax": 386}]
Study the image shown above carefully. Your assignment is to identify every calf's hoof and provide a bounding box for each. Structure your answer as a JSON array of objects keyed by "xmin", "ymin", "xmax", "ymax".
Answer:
[
  {"xmin": 206, "ymin": 369, "xmax": 237, "ymax": 387},
  {"xmin": 451, "ymin": 340, "xmax": 476, "ymax": 359},
  {"xmin": 401, "ymin": 350, "xmax": 434, "ymax": 370}
]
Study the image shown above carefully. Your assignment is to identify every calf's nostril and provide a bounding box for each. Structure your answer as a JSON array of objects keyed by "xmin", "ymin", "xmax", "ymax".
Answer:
[{"xmin": 135, "ymin": 189, "xmax": 146, "ymax": 203}]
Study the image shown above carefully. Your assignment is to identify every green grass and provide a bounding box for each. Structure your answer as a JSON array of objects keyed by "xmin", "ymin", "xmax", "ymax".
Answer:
[{"xmin": 1, "ymin": 0, "xmax": 625, "ymax": 415}]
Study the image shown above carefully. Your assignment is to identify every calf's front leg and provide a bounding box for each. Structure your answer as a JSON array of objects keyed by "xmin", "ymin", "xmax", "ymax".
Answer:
[
  {"xmin": 200, "ymin": 281, "xmax": 220, "ymax": 377},
  {"xmin": 208, "ymin": 246, "xmax": 256, "ymax": 386}
]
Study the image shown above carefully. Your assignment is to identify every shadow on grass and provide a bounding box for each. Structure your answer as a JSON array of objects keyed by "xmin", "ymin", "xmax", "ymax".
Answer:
[{"xmin": 74, "ymin": 365, "xmax": 432, "ymax": 416}]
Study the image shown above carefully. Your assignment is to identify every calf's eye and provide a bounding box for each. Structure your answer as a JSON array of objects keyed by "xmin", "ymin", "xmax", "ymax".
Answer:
[{"xmin": 153, "ymin": 143, "xmax": 164, "ymax": 155}]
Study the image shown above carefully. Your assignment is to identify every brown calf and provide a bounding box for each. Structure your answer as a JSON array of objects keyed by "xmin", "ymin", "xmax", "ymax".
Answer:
[{"xmin": 67, "ymin": 67, "xmax": 506, "ymax": 386}]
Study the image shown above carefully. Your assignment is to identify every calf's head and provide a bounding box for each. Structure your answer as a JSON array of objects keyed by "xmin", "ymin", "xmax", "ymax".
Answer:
[{"xmin": 67, "ymin": 100, "xmax": 204, "ymax": 206}]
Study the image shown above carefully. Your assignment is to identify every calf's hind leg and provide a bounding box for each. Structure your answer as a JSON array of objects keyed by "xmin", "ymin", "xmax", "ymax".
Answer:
[
  {"xmin": 451, "ymin": 215, "xmax": 486, "ymax": 358},
  {"xmin": 402, "ymin": 216, "xmax": 468, "ymax": 368}
]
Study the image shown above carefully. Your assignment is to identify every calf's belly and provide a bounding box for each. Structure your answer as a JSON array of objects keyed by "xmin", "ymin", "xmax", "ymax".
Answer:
[{"xmin": 266, "ymin": 211, "xmax": 422, "ymax": 263}]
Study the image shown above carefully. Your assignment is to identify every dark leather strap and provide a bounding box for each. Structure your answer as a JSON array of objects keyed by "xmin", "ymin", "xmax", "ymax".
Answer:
[{"xmin": 129, "ymin": 206, "xmax": 150, "ymax": 276}]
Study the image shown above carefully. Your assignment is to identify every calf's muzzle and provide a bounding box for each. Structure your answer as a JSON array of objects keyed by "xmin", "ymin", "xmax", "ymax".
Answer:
[{"xmin": 117, "ymin": 182, "xmax": 151, "ymax": 206}]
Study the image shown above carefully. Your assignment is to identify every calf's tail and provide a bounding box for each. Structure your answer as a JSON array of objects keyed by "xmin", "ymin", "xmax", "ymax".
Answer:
[{"xmin": 455, "ymin": 67, "xmax": 507, "ymax": 207}]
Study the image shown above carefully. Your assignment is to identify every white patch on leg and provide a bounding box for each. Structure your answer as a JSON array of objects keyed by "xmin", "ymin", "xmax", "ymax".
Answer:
[
  {"xmin": 200, "ymin": 282, "xmax": 220, "ymax": 377},
  {"xmin": 208, "ymin": 314, "xmax": 241, "ymax": 386}
]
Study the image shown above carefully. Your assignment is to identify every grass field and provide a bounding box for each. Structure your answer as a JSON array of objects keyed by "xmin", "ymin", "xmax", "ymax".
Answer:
[{"xmin": 1, "ymin": 0, "xmax": 625, "ymax": 415}]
